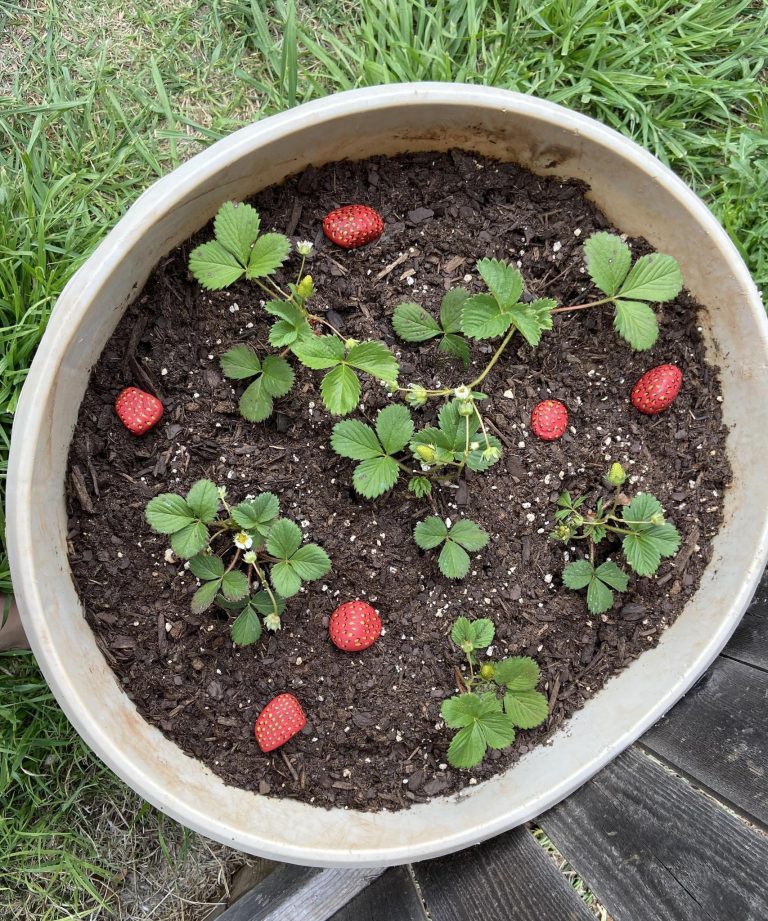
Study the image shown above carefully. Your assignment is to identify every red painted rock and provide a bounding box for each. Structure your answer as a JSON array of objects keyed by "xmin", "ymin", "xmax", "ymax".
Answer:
[
  {"xmin": 631, "ymin": 364, "xmax": 683, "ymax": 415},
  {"xmin": 531, "ymin": 399, "xmax": 568, "ymax": 441},
  {"xmin": 115, "ymin": 386, "xmax": 163, "ymax": 435},
  {"xmin": 329, "ymin": 600, "xmax": 382, "ymax": 652},
  {"xmin": 322, "ymin": 205, "xmax": 384, "ymax": 249},
  {"xmin": 254, "ymin": 693, "xmax": 307, "ymax": 753}
]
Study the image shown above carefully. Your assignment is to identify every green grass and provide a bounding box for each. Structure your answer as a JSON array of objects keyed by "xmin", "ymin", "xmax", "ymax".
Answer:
[{"xmin": 1, "ymin": 0, "xmax": 767, "ymax": 916}]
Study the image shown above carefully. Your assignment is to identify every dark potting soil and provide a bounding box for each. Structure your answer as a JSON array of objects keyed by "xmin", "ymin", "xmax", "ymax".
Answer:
[{"xmin": 66, "ymin": 151, "xmax": 730, "ymax": 811}]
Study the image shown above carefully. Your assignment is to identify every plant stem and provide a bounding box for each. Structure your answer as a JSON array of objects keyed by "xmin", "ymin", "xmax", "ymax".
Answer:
[
  {"xmin": 469, "ymin": 325, "xmax": 517, "ymax": 389},
  {"xmin": 253, "ymin": 562, "xmax": 280, "ymax": 618},
  {"xmin": 551, "ymin": 297, "xmax": 614, "ymax": 314},
  {"xmin": 307, "ymin": 313, "xmax": 345, "ymax": 339},
  {"xmin": 225, "ymin": 549, "xmax": 241, "ymax": 574}
]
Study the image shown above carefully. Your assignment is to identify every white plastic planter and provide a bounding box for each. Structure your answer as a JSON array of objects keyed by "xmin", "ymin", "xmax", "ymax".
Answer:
[{"xmin": 8, "ymin": 84, "xmax": 768, "ymax": 867}]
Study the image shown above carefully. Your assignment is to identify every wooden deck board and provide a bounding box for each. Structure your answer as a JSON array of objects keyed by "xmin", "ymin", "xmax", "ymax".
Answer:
[
  {"xmin": 642, "ymin": 655, "xmax": 768, "ymax": 825},
  {"xmin": 413, "ymin": 827, "xmax": 594, "ymax": 921},
  {"xmin": 538, "ymin": 747, "xmax": 768, "ymax": 921}
]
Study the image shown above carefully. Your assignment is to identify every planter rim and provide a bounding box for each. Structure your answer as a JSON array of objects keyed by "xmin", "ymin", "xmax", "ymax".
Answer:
[{"xmin": 8, "ymin": 82, "xmax": 768, "ymax": 867}]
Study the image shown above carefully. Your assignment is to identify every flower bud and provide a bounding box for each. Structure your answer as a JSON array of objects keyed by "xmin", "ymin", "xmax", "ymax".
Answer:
[
  {"xmin": 264, "ymin": 613, "xmax": 282, "ymax": 631},
  {"xmin": 482, "ymin": 445, "xmax": 501, "ymax": 462},
  {"xmin": 605, "ymin": 462, "xmax": 627, "ymax": 487},
  {"xmin": 650, "ymin": 512, "xmax": 665, "ymax": 526},
  {"xmin": 415, "ymin": 444, "xmax": 437, "ymax": 464},
  {"xmin": 296, "ymin": 274, "xmax": 314, "ymax": 299},
  {"xmin": 296, "ymin": 240, "xmax": 314, "ymax": 256},
  {"xmin": 406, "ymin": 385, "xmax": 428, "ymax": 408},
  {"xmin": 243, "ymin": 550, "xmax": 257, "ymax": 565},
  {"xmin": 457, "ymin": 401, "xmax": 474, "ymax": 417}
]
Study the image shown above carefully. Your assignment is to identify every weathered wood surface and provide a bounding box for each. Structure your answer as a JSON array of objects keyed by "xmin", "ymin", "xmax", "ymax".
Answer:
[
  {"xmin": 722, "ymin": 568, "xmax": 768, "ymax": 671},
  {"xmin": 413, "ymin": 826, "xmax": 594, "ymax": 921},
  {"xmin": 641, "ymin": 655, "xmax": 768, "ymax": 825},
  {"xmin": 330, "ymin": 867, "xmax": 427, "ymax": 921},
  {"xmin": 214, "ymin": 865, "xmax": 384, "ymax": 921},
  {"xmin": 538, "ymin": 747, "xmax": 768, "ymax": 921}
]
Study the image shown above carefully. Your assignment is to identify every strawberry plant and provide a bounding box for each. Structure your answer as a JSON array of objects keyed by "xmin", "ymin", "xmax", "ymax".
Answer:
[
  {"xmin": 440, "ymin": 616, "xmax": 549, "ymax": 769},
  {"xmin": 413, "ymin": 517, "xmax": 489, "ymax": 579},
  {"xmin": 145, "ymin": 480, "xmax": 331, "ymax": 644},
  {"xmin": 552, "ymin": 466, "xmax": 681, "ymax": 615}
]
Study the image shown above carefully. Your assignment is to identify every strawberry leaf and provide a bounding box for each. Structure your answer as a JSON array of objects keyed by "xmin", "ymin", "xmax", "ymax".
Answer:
[
  {"xmin": 493, "ymin": 657, "xmax": 540, "ymax": 691},
  {"xmin": 461, "ymin": 294, "xmax": 514, "ymax": 340},
  {"xmin": 442, "ymin": 692, "xmax": 516, "ymax": 768},
  {"xmin": 594, "ymin": 560, "xmax": 629, "ymax": 592},
  {"xmin": 270, "ymin": 561, "xmax": 301, "ymax": 597},
  {"xmin": 613, "ymin": 299, "xmax": 659, "ymax": 351},
  {"xmin": 618, "ymin": 252, "xmax": 683, "ymax": 302},
  {"xmin": 503, "ymin": 689, "xmax": 549, "ymax": 729},
  {"xmin": 260, "ymin": 355, "xmax": 294, "ymax": 398},
  {"xmin": 213, "ymin": 201, "xmax": 260, "ymax": 265},
  {"xmin": 413, "ymin": 516, "xmax": 449, "ymax": 550},
  {"xmin": 231, "ymin": 493, "xmax": 280, "ymax": 532},
  {"xmin": 476, "ymin": 258, "xmax": 523, "ymax": 310},
  {"xmin": 185, "ymin": 479, "xmax": 219, "ymax": 523},
  {"xmin": 586, "ymin": 575, "xmax": 614, "ymax": 614},
  {"xmin": 438, "ymin": 332, "xmax": 471, "ymax": 368},
  {"xmin": 239, "ymin": 378, "xmax": 274, "ymax": 423},
  {"xmin": 407, "ymin": 476, "xmax": 432, "ymax": 498},
  {"xmin": 583, "ymin": 232, "xmax": 632, "ymax": 296},
  {"xmin": 220, "ymin": 345, "xmax": 262, "ymax": 380},
  {"xmin": 439, "ymin": 288, "xmax": 468, "ymax": 333},
  {"xmin": 321, "ymin": 364, "xmax": 361, "ymax": 416},
  {"xmin": 347, "ymin": 341, "xmax": 399, "ymax": 383},
  {"xmin": 221, "ymin": 570, "xmax": 249, "ymax": 602},
  {"xmin": 331, "ymin": 420, "xmax": 383, "ymax": 460},
  {"xmin": 352, "ymin": 456, "xmax": 400, "ymax": 498},
  {"xmin": 448, "ymin": 519, "xmax": 489, "ymax": 552},
  {"xmin": 375, "ymin": 404, "xmax": 413, "ymax": 455},
  {"xmin": 446, "ymin": 723, "xmax": 487, "ymax": 769},
  {"xmin": 438, "ymin": 540, "xmax": 470, "ymax": 579},
  {"xmin": 188, "ymin": 240, "xmax": 245, "ymax": 290},
  {"xmin": 470, "ymin": 618, "xmax": 495, "ymax": 649},
  {"xmin": 188, "ymin": 554, "xmax": 225, "ymax": 582},
  {"xmin": 266, "ymin": 519, "xmax": 303, "ymax": 559},
  {"xmin": 191, "ymin": 579, "xmax": 221, "ymax": 614},
  {"xmin": 508, "ymin": 298, "xmax": 555, "ymax": 348},
  {"xmin": 392, "ymin": 302, "xmax": 442, "ymax": 342},
  {"xmin": 563, "ymin": 560, "xmax": 594, "ymax": 590},
  {"xmin": 288, "ymin": 544, "xmax": 331, "ymax": 581},
  {"xmin": 246, "ymin": 232, "xmax": 291, "ymax": 279},
  {"xmin": 292, "ymin": 335, "xmax": 345, "ymax": 370},
  {"xmin": 145, "ymin": 493, "xmax": 195, "ymax": 534},
  {"xmin": 170, "ymin": 521, "xmax": 209, "ymax": 559},
  {"xmin": 231, "ymin": 604, "xmax": 263, "ymax": 646}
]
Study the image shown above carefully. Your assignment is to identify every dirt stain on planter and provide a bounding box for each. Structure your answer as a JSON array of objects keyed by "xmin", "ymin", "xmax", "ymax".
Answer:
[{"xmin": 65, "ymin": 151, "xmax": 730, "ymax": 811}]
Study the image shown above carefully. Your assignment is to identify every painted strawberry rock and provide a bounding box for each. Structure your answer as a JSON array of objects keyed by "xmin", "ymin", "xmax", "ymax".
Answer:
[
  {"xmin": 322, "ymin": 205, "xmax": 384, "ymax": 249},
  {"xmin": 329, "ymin": 600, "xmax": 382, "ymax": 652},
  {"xmin": 631, "ymin": 364, "xmax": 683, "ymax": 415},
  {"xmin": 531, "ymin": 399, "xmax": 568, "ymax": 441},
  {"xmin": 254, "ymin": 693, "xmax": 307, "ymax": 753},
  {"xmin": 115, "ymin": 386, "xmax": 163, "ymax": 435}
]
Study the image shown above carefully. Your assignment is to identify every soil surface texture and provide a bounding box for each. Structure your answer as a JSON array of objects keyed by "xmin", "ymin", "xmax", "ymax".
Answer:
[{"xmin": 66, "ymin": 151, "xmax": 730, "ymax": 811}]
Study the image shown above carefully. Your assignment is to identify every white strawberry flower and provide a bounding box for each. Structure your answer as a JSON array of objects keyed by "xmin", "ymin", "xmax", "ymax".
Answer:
[
  {"xmin": 296, "ymin": 240, "xmax": 313, "ymax": 256},
  {"xmin": 454, "ymin": 385, "xmax": 471, "ymax": 400},
  {"xmin": 233, "ymin": 531, "xmax": 253, "ymax": 550}
]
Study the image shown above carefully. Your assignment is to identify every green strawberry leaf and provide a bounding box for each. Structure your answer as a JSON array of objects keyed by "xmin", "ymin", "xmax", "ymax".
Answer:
[
  {"xmin": 266, "ymin": 519, "xmax": 303, "ymax": 559},
  {"xmin": 594, "ymin": 560, "xmax": 629, "ymax": 592},
  {"xmin": 493, "ymin": 657, "xmax": 540, "ymax": 691},
  {"xmin": 252, "ymin": 591, "xmax": 286, "ymax": 618},
  {"xmin": 613, "ymin": 299, "xmax": 659, "ymax": 351},
  {"xmin": 476, "ymin": 258, "xmax": 523, "ymax": 309},
  {"xmin": 188, "ymin": 554, "xmax": 225, "ymax": 582},
  {"xmin": 439, "ymin": 288, "xmax": 469, "ymax": 333},
  {"xmin": 450, "ymin": 616, "xmax": 474, "ymax": 651},
  {"xmin": 330, "ymin": 420, "xmax": 383, "ymax": 460},
  {"xmin": 292, "ymin": 335, "xmax": 345, "ymax": 370},
  {"xmin": 583, "ymin": 232, "xmax": 632, "ymax": 296},
  {"xmin": 220, "ymin": 345, "xmax": 262, "ymax": 381},
  {"xmin": 347, "ymin": 340, "xmax": 400, "ymax": 383},
  {"xmin": 221, "ymin": 570, "xmax": 249, "ymax": 602},
  {"xmin": 586, "ymin": 575, "xmax": 615, "ymax": 614},
  {"xmin": 438, "ymin": 332, "xmax": 471, "ymax": 368},
  {"xmin": 185, "ymin": 479, "xmax": 219, "ymax": 523},
  {"xmin": 407, "ymin": 475, "xmax": 432, "ymax": 498},
  {"xmin": 321, "ymin": 364, "xmax": 361, "ymax": 415},
  {"xmin": 213, "ymin": 201, "xmax": 260, "ymax": 265},
  {"xmin": 352, "ymin": 456, "xmax": 400, "ymax": 498},
  {"xmin": 448, "ymin": 519, "xmax": 489, "ymax": 552},
  {"xmin": 470, "ymin": 618, "xmax": 495, "ymax": 649},
  {"xmin": 446, "ymin": 723, "xmax": 487, "ymax": 769},
  {"xmin": 392, "ymin": 303, "xmax": 442, "ymax": 342},
  {"xmin": 146, "ymin": 493, "xmax": 194, "ymax": 534},
  {"xmin": 231, "ymin": 493, "xmax": 280, "ymax": 532},
  {"xmin": 503, "ymin": 689, "xmax": 549, "ymax": 729},
  {"xmin": 171, "ymin": 521, "xmax": 209, "ymax": 559},
  {"xmin": 188, "ymin": 240, "xmax": 244, "ymax": 290},
  {"xmin": 375, "ymin": 403, "xmax": 414, "ymax": 455},
  {"xmin": 288, "ymin": 544, "xmax": 331, "ymax": 581},
  {"xmin": 618, "ymin": 252, "xmax": 683, "ymax": 302},
  {"xmin": 438, "ymin": 540, "xmax": 471, "ymax": 579},
  {"xmin": 260, "ymin": 355, "xmax": 294, "ymax": 398},
  {"xmin": 413, "ymin": 516, "xmax": 449, "ymax": 550},
  {"xmin": 461, "ymin": 293, "xmax": 514, "ymax": 340},
  {"xmin": 230, "ymin": 604, "xmax": 263, "ymax": 646},
  {"xmin": 563, "ymin": 560, "xmax": 594, "ymax": 590},
  {"xmin": 508, "ymin": 297, "xmax": 555, "ymax": 348},
  {"xmin": 191, "ymin": 578, "xmax": 222, "ymax": 614},
  {"xmin": 239, "ymin": 377, "xmax": 274, "ymax": 423},
  {"xmin": 270, "ymin": 561, "xmax": 302, "ymax": 597},
  {"xmin": 246, "ymin": 232, "xmax": 291, "ymax": 279}
]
